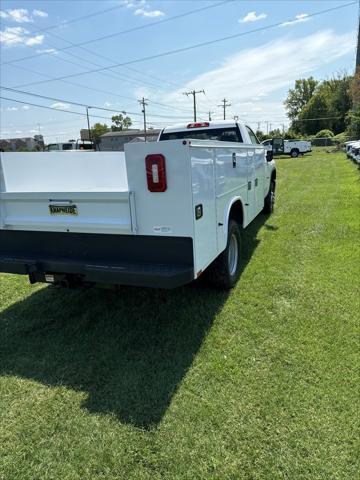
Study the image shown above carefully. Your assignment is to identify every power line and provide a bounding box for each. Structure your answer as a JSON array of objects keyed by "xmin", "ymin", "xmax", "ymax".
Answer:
[
  {"xmin": 0, "ymin": 96, "xmax": 115, "ymax": 121},
  {"xmin": 17, "ymin": 4, "xmax": 128, "ymax": 35},
  {"xmin": 0, "ymin": 87, "xmax": 195, "ymax": 120},
  {"xmin": 10, "ymin": 2, "xmax": 357, "ymax": 89},
  {"xmin": 0, "ymin": 4, "xmax": 221, "ymax": 117},
  {"xmin": 4, "ymin": 61, "xmax": 203, "ymax": 118},
  {"xmin": 1, "ymin": 1, "xmax": 232, "ymax": 67},
  {"xmin": 0, "ymin": 96, "xmax": 188, "ymax": 124}
]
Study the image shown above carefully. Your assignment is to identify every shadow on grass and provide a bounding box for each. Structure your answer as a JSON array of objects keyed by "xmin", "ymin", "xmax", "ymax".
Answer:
[{"xmin": 0, "ymin": 215, "xmax": 272, "ymax": 428}]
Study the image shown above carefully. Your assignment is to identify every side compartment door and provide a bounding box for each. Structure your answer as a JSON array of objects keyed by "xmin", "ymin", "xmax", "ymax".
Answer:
[
  {"xmin": 245, "ymin": 126, "xmax": 265, "ymax": 217},
  {"xmin": 191, "ymin": 146, "xmax": 218, "ymax": 273},
  {"xmin": 246, "ymin": 148, "xmax": 257, "ymax": 221}
]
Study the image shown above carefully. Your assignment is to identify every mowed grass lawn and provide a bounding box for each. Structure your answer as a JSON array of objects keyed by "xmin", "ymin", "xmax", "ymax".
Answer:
[{"xmin": 0, "ymin": 149, "xmax": 359, "ymax": 480}]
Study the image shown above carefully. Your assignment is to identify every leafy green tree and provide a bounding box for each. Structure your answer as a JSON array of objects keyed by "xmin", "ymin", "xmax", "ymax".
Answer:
[
  {"xmin": 111, "ymin": 114, "xmax": 132, "ymax": 132},
  {"xmin": 283, "ymin": 129, "xmax": 299, "ymax": 140},
  {"xmin": 315, "ymin": 129, "xmax": 334, "ymax": 138},
  {"xmin": 295, "ymin": 92, "xmax": 330, "ymax": 135},
  {"xmin": 347, "ymin": 69, "xmax": 360, "ymax": 138},
  {"xmin": 284, "ymin": 77, "xmax": 318, "ymax": 120},
  {"xmin": 90, "ymin": 123, "xmax": 109, "ymax": 144},
  {"xmin": 255, "ymin": 130, "xmax": 265, "ymax": 141},
  {"xmin": 268, "ymin": 128, "xmax": 283, "ymax": 138},
  {"xmin": 288, "ymin": 74, "xmax": 353, "ymax": 135},
  {"xmin": 346, "ymin": 107, "xmax": 360, "ymax": 139}
]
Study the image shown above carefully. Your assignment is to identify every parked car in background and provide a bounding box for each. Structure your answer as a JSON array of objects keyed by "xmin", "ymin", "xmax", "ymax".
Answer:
[
  {"xmin": 262, "ymin": 138, "xmax": 311, "ymax": 157},
  {"xmin": 45, "ymin": 140, "xmax": 95, "ymax": 151},
  {"xmin": 346, "ymin": 140, "xmax": 360, "ymax": 164}
]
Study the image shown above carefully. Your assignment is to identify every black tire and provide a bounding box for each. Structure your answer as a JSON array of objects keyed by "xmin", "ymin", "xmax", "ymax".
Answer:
[
  {"xmin": 290, "ymin": 149, "xmax": 299, "ymax": 158},
  {"xmin": 263, "ymin": 179, "xmax": 275, "ymax": 214},
  {"xmin": 205, "ymin": 220, "xmax": 242, "ymax": 289}
]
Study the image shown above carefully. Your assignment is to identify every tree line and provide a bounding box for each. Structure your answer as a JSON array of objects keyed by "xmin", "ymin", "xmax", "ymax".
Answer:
[{"xmin": 283, "ymin": 72, "xmax": 359, "ymax": 140}]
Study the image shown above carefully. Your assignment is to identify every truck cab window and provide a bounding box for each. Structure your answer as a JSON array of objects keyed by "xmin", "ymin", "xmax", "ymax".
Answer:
[
  {"xmin": 47, "ymin": 144, "xmax": 59, "ymax": 151},
  {"xmin": 159, "ymin": 127, "xmax": 242, "ymax": 143},
  {"xmin": 62, "ymin": 143, "xmax": 74, "ymax": 151},
  {"xmin": 246, "ymin": 126, "xmax": 260, "ymax": 145}
]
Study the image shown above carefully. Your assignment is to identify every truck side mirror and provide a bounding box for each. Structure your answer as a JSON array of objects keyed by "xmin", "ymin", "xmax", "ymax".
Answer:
[{"xmin": 266, "ymin": 150, "xmax": 273, "ymax": 162}]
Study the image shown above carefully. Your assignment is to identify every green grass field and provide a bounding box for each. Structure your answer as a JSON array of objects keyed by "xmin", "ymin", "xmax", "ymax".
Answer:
[{"xmin": 0, "ymin": 149, "xmax": 359, "ymax": 480}]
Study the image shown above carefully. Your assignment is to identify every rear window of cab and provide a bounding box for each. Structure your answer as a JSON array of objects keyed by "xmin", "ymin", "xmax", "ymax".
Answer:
[{"xmin": 159, "ymin": 127, "xmax": 242, "ymax": 143}]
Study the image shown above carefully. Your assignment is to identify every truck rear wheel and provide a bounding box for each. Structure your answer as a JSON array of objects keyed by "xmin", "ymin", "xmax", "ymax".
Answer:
[
  {"xmin": 290, "ymin": 149, "xmax": 299, "ymax": 158},
  {"xmin": 205, "ymin": 220, "xmax": 242, "ymax": 289},
  {"xmin": 263, "ymin": 180, "xmax": 275, "ymax": 214}
]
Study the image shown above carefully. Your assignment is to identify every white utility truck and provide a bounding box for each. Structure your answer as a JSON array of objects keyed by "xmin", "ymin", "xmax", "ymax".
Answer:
[
  {"xmin": 0, "ymin": 121, "xmax": 276, "ymax": 289},
  {"xmin": 262, "ymin": 138, "xmax": 311, "ymax": 157}
]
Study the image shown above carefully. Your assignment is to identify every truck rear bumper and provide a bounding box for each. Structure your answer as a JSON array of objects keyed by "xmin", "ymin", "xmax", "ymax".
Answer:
[{"xmin": 0, "ymin": 230, "xmax": 194, "ymax": 289}]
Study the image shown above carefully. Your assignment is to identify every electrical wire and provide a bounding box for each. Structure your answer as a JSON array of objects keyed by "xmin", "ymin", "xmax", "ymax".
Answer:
[
  {"xmin": 0, "ymin": 88, "xmax": 196, "ymax": 119},
  {"xmin": 11, "ymin": 2, "xmax": 356, "ymax": 89},
  {"xmin": 1, "ymin": 1, "xmax": 233, "ymax": 66}
]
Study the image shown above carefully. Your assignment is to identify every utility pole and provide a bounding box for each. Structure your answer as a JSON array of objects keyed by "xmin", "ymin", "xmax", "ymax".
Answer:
[
  {"xmin": 183, "ymin": 89, "xmax": 205, "ymax": 122},
  {"xmin": 218, "ymin": 98, "xmax": 231, "ymax": 120},
  {"xmin": 37, "ymin": 123, "xmax": 43, "ymax": 150},
  {"xmin": 266, "ymin": 121, "xmax": 269, "ymax": 134},
  {"xmin": 138, "ymin": 97, "xmax": 148, "ymax": 141},
  {"xmin": 208, "ymin": 110, "xmax": 214, "ymax": 121},
  {"xmin": 86, "ymin": 106, "xmax": 92, "ymax": 142},
  {"xmin": 257, "ymin": 122, "xmax": 261, "ymax": 131}
]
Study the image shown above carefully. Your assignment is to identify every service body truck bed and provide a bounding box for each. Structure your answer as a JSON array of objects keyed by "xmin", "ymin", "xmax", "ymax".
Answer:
[{"xmin": 0, "ymin": 121, "xmax": 276, "ymax": 289}]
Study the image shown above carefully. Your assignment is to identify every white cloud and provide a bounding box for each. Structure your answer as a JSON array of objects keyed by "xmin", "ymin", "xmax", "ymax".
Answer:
[
  {"xmin": 0, "ymin": 8, "xmax": 48, "ymax": 23},
  {"xmin": 239, "ymin": 11, "xmax": 267, "ymax": 23},
  {"xmin": 22, "ymin": 106, "xmax": 30, "ymax": 110},
  {"xmin": 25, "ymin": 35, "xmax": 44, "ymax": 46},
  {"xmin": 29, "ymin": 129, "xmax": 38, "ymax": 133},
  {"xmin": 122, "ymin": 0, "xmax": 146, "ymax": 8},
  {"xmin": 161, "ymin": 30, "xmax": 355, "ymax": 124},
  {"xmin": 0, "ymin": 26, "xmax": 44, "ymax": 46},
  {"xmin": 280, "ymin": 13, "xmax": 309, "ymax": 27},
  {"xmin": 36, "ymin": 48, "xmax": 58, "ymax": 54},
  {"xmin": 1, "ymin": 8, "xmax": 32, "ymax": 23},
  {"xmin": 134, "ymin": 8, "xmax": 164, "ymax": 18},
  {"xmin": 50, "ymin": 102, "xmax": 70, "ymax": 110},
  {"xmin": 33, "ymin": 9, "xmax": 48, "ymax": 18},
  {"xmin": 122, "ymin": 0, "xmax": 165, "ymax": 18},
  {"xmin": 6, "ymin": 106, "xmax": 18, "ymax": 111}
]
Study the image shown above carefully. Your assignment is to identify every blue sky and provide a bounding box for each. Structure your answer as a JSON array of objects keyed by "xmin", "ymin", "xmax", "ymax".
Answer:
[{"xmin": 0, "ymin": 0, "xmax": 358, "ymax": 142}]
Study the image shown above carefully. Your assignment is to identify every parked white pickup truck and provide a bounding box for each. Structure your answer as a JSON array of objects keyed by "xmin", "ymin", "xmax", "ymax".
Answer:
[
  {"xmin": 262, "ymin": 138, "xmax": 311, "ymax": 157},
  {"xmin": 0, "ymin": 120, "xmax": 276, "ymax": 289}
]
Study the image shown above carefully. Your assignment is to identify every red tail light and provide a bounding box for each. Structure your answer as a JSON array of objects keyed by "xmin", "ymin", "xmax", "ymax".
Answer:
[
  {"xmin": 145, "ymin": 154, "xmax": 167, "ymax": 192},
  {"xmin": 187, "ymin": 122, "xmax": 209, "ymax": 128}
]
